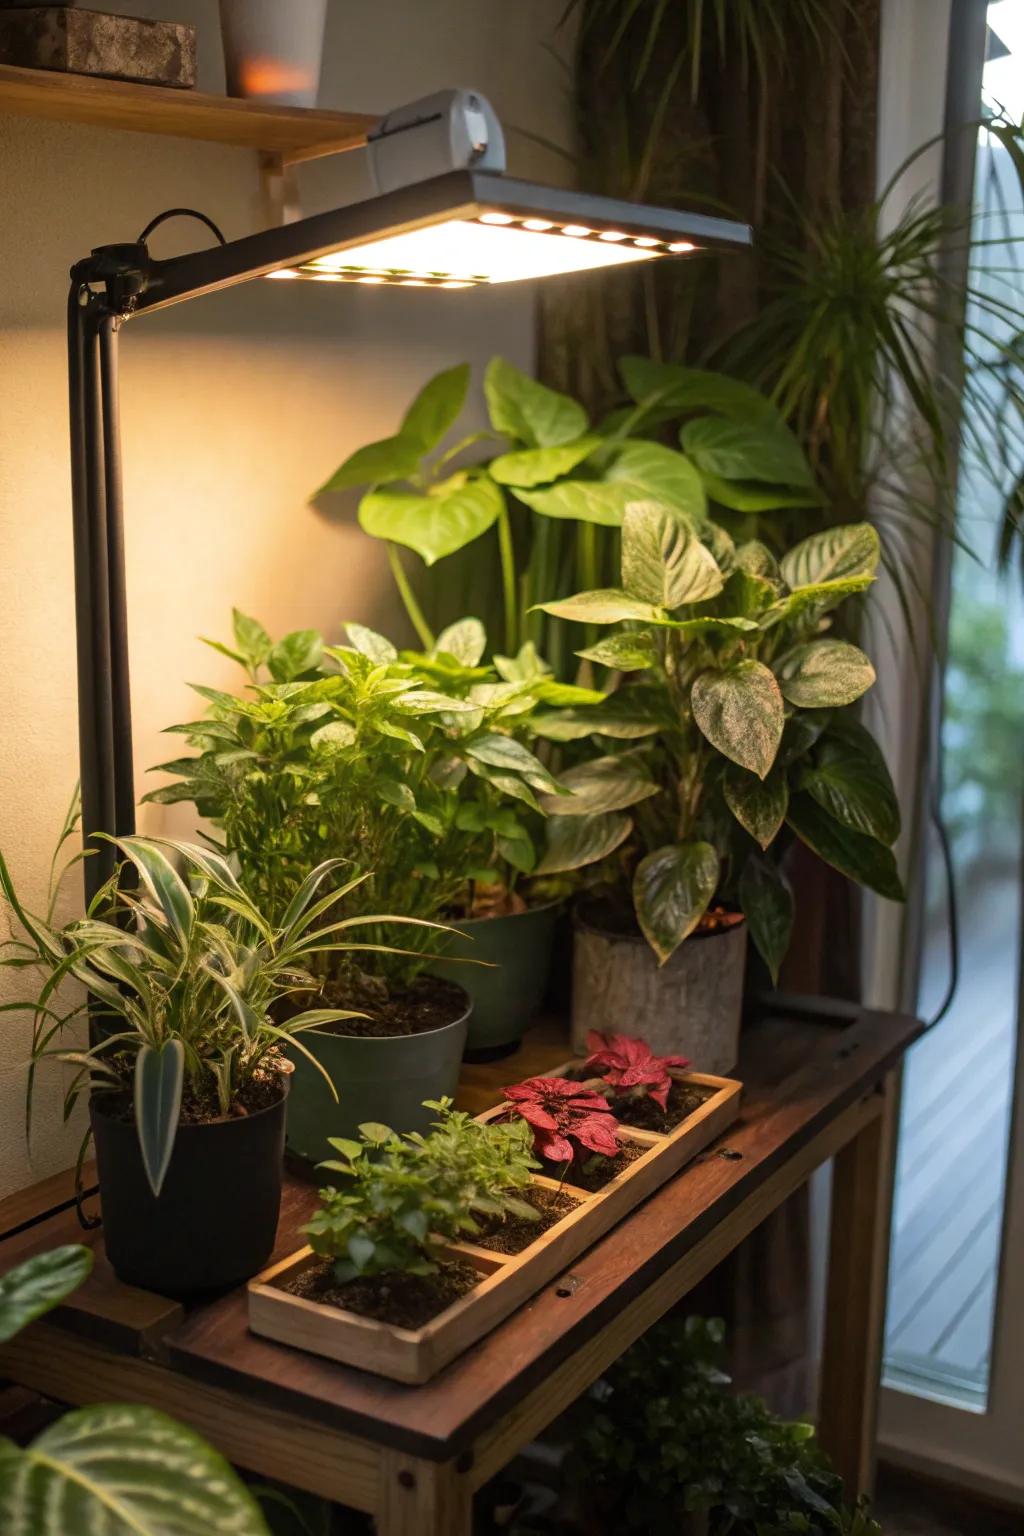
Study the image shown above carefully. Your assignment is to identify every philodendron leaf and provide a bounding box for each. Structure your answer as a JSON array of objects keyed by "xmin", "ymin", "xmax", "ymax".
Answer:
[
  {"xmin": 490, "ymin": 437, "xmax": 600, "ymax": 487},
  {"xmin": 0, "ymin": 1405, "xmax": 270, "ymax": 1534},
  {"xmin": 787, "ymin": 793, "xmax": 905, "ymax": 900},
  {"xmin": 780, "ymin": 523, "xmax": 881, "ymax": 589},
  {"xmin": 540, "ymin": 755, "xmax": 659, "ymax": 816},
  {"xmin": 776, "ymin": 640, "xmax": 876, "ymax": 708},
  {"xmin": 634, "ymin": 842, "xmax": 719, "ymax": 965},
  {"xmin": 536, "ymin": 811, "xmax": 633, "ymax": 875},
  {"xmin": 622, "ymin": 501, "xmax": 724, "ymax": 608},
  {"xmin": 434, "ymin": 617, "xmax": 487, "ymax": 667},
  {"xmin": 619, "ymin": 357, "xmax": 785, "ymax": 427},
  {"xmin": 316, "ymin": 432, "xmax": 424, "ymax": 495},
  {"xmin": 698, "ymin": 471, "xmax": 824, "ymax": 512},
  {"xmin": 681, "ymin": 415, "xmax": 815, "ymax": 488},
  {"xmin": 515, "ymin": 479, "xmax": 636, "ymax": 526},
  {"xmin": 401, "ymin": 363, "xmax": 470, "ymax": 450},
  {"xmin": 605, "ymin": 441, "xmax": 707, "ymax": 524},
  {"xmin": 576, "ymin": 631, "xmax": 659, "ymax": 671},
  {"xmin": 534, "ymin": 589, "xmax": 665, "ymax": 625},
  {"xmin": 485, "ymin": 357, "xmax": 587, "ymax": 447},
  {"xmin": 134, "ymin": 1039, "xmax": 185, "ymax": 1198},
  {"xmin": 801, "ymin": 720, "xmax": 901, "ymax": 845},
  {"xmin": 738, "ymin": 855, "xmax": 794, "ymax": 985},
  {"xmin": 724, "ymin": 766, "xmax": 788, "ymax": 849},
  {"xmin": 359, "ymin": 478, "xmax": 503, "ymax": 564},
  {"xmin": 691, "ymin": 662, "xmax": 784, "ymax": 779},
  {"xmin": 0, "ymin": 1246, "xmax": 93, "ymax": 1343}
]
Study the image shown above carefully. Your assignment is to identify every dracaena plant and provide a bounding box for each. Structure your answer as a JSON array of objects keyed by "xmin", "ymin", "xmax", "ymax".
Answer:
[
  {"xmin": 584, "ymin": 1032, "xmax": 689, "ymax": 1112},
  {"xmin": 148, "ymin": 611, "xmax": 604, "ymax": 967},
  {"xmin": 0, "ymin": 832, "xmax": 427, "ymax": 1196},
  {"xmin": 501, "ymin": 1077, "xmax": 620, "ymax": 1167},
  {"xmin": 534, "ymin": 503, "xmax": 904, "ymax": 980},
  {"xmin": 303, "ymin": 1099, "xmax": 539, "ymax": 1281}
]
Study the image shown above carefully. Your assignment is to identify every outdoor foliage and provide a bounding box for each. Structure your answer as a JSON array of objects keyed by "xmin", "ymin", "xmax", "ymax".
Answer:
[
  {"xmin": 534, "ymin": 503, "xmax": 903, "ymax": 976},
  {"xmin": 148, "ymin": 612, "xmax": 610, "ymax": 969},
  {"xmin": 0, "ymin": 831, "xmax": 418, "ymax": 1195},
  {"xmin": 562, "ymin": 1315, "xmax": 879, "ymax": 1536},
  {"xmin": 0, "ymin": 1244, "xmax": 270, "ymax": 1534},
  {"xmin": 304, "ymin": 1099, "xmax": 539, "ymax": 1281},
  {"xmin": 584, "ymin": 1031, "xmax": 689, "ymax": 1110},
  {"xmin": 501, "ymin": 1076, "xmax": 620, "ymax": 1166}
]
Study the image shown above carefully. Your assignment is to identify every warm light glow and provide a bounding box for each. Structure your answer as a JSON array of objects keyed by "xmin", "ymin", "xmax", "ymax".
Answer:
[
  {"xmin": 479, "ymin": 212, "xmax": 515, "ymax": 224},
  {"xmin": 266, "ymin": 268, "xmax": 300, "ymax": 279},
  {"xmin": 633, "ymin": 237, "xmax": 659, "ymax": 248},
  {"xmin": 523, "ymin": 218, "xmax": 555, "ymax": 231},
  {"xmin": 668, "ymin": 241, "xmax": 696, "ymax": 253},
  {"xmin": 301, "ymin": 218, "xmax": 664, "ymax": 285},
  {"xmin": 599, "ymin": 231, "xmax": 628, "ymax": 242},
  {"xmin": 357, "ymin": 276, "xmax": 385, "ymax": 284}
]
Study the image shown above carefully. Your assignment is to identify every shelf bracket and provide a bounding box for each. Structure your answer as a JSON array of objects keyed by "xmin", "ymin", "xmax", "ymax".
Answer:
[{"xmin": 259, "ymin": 151, "xmax": 302, "ymax": 228}]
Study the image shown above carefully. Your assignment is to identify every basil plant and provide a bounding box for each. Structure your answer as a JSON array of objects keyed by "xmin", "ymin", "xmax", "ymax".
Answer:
[
  {"xmin": 149, "ymin": 611, "xmax": 606, "ymax": 976},
  {"xmin": 534, "ymin": 505, "xmax": 904, "ymax": 980}
]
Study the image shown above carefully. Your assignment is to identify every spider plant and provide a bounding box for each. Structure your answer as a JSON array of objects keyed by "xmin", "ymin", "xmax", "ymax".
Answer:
[{"xmin": 0, "ymin": 833, "xmax": 443, "ymax": 1196}]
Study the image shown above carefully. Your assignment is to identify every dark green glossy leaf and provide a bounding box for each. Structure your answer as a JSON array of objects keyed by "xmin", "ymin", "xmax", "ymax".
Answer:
[
  {"xmin": 133, "ymin": 1039, "xmax": 185, "ymax": 1198},
  {"xmin": 681, "ymin": 415, "xmax": 814, "ymax": 487},
  {"xmin": 787, "ymin": 794, "xmax": 905, "ymax": 900},
  {"xmin": 801, "ymin": 720, "xmax": 901, "ymax": 845},
  {"xmin": 536, "ymin": 812, "xmax": 633, "ymax": 874},
  {"xmin": 738, "ymin": 856, "xmax": 794, "ymax": 984},
  {"xmin": 699, "ymin": 470, "xmax": 824, "ymax": 512},
  {"xmin": 724, "ymin": 766, "xmax": 788, "ymax": 849},
  {"xmin": 540, "ymin": 755, "xmax": 659, "ymax": 816},
  {"xmin": 0, "ymin": 1246, "xmax": 92, "ymax": 1343},
  {"xmin": 633, "ymin": 842, "xmax": 719, "ymax": 965}
]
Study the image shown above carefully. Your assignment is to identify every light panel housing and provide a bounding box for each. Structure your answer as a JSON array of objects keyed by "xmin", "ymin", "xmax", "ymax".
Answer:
[{"xmin": 135, "ymin": 170, "xmax": 752, "ymax": 314}]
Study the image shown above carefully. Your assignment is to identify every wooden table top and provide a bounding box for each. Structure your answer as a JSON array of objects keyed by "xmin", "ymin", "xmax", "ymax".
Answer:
[{"xmin": 0, "ymin": 1000, "xmax": 922, "ymax": 1461}]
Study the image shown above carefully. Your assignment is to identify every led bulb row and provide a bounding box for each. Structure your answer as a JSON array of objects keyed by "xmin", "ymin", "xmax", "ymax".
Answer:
[{"xmin": 476, "ymin": 211, "xmax": 696, "ymax": 253}]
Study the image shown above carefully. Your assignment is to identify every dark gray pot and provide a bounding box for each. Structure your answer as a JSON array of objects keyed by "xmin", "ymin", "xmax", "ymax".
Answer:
[
  {"xmin": 284, "ymin": 988, "xmax": 471, "ymax": 1165},
  {"xmin": 432, "ymin": 902, "xmax": 560, "ymax": 1060}
]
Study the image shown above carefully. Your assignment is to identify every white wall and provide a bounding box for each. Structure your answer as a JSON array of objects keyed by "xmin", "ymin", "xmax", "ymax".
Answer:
[{"xmin": 0, "ymin": 0, "xmax": 575, "ymax": 1196}]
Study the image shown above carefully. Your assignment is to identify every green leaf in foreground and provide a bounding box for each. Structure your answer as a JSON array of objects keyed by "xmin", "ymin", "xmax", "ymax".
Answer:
[
  {"xmin": 787, "ymin": 794, "xmax": 905, "ymax": 901},
  {"xmin": 576, "ymin": 631, "xmax": 659, "ymax": 671},
  {"xmin": 724, "ymin": 766, "xmax": 788, "ymax": 850},
  {"xmin": 134, "ymin": 1038, "xmax": 185, "ymax": 1199},
  {"xmin": 633, "ymin": 842, "xmax": 719, "ymax": 965},
  {"xmin": 359, "ymin": 478, "xmax": 503, "ymax": 565},
  {"xmin": 801, "ymin": 720, "xmax": 901, "ymax": 845},
  {"xmin": 738, "ymin": 856, "xmax": 794, "ymax": 985},
  {"xmin": 541, "ymin": 755, "xmax": 659, "ymax": 816},
  {"xmin": 536, "ymin": 812, "xmax": 633, "ymax": 875},
  {"xmin": 0, "ymin": 1405, "xmax": 270, "ymax": 1535},
  {"xmin": 534, "ymin": 589, "xmax": 665, "ymax": 625},
  {"xmin": 691, "ymin": 662, "xmax": 784, "ymax": 779},
  {"xmin": 621, "ymin": 501, "xmax": 723, "ymax": 608},
  {"xmin": 0, "ymin": 1246, "xmax": 93, "ymax": 1343},
  {"xmin": 776, "ymin": 640, "xmax": 876, "ymax": 709}
]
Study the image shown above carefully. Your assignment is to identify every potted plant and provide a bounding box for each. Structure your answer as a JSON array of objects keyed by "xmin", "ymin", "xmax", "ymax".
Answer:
[
  {"xmin": 149, "ymin": 613, "xmax": 612, "ymax": 1140},
  {"xmin": 532, "ymin": 505, "xmax": 903, "ymax": 1070},
  {"xmin": 0, "ymin": 831, "xmax": 398, "ymax": 1294}
]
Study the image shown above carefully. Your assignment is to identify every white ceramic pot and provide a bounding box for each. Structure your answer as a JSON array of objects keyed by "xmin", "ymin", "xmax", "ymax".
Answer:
[{"xmin": 219, "ymin": 0, "xmax": 327, "ymax": 108}]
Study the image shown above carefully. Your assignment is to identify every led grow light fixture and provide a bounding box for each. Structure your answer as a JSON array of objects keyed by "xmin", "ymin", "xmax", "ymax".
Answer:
[{"xmin": 66, "ymin": 87, "xmax": 751, "ymax": 902}]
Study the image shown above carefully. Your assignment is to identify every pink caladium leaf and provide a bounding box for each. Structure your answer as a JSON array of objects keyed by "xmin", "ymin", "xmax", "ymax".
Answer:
[
  {"xmin": 584, "ymin": 1031, "xmax": 690, "ymax": 1112},
  {"xmin": 501, "ymin": 1075, "xmax": 619, "ymax": 1166}
]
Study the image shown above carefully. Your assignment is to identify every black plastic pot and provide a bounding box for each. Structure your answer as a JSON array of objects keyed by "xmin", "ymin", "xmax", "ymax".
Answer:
[{"xmin": 90, "ymin": 1077, "xmax": 288, "ymax": 1297}]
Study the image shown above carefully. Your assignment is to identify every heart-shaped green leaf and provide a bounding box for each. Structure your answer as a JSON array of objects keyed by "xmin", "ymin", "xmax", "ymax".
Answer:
[
  {"xmin": 490, "ymin": 437, "xmax": 601, "ymax": 487},
  {"xmin": 0, "ymin": 1246, "xmax": 93, "ymax": 1344},
  {"xmin": 534, "ymin": 589, "xmax": 665, "ymax": 625},
  {"xmin": 541, "ymin": 755, "xmax": 659, "ymax": 816},
  {"xmin": 681, "ymin": 415, "xmax": 814, "ymax": 487},
  {"xmin": 401, "ymin": 363, "xmax": 470, "ymax": 450},
  {"xmin": 576, "ymin": 631, "xmax": 659, "ymax": 671},
  {"xmin": 485, "ymin": 357, "xmax": 587, "ymax": 447},
  {"xmin": 605, "ymin": 440, "xmax": 708, "ymax": 524},
  {"xmin": 699, "ymin": 471, "xmax": 824, "ymax": 512},
  {"xmin": 0, "ymin": 1405, "xmax": 270, "ymax": 1534},
  {"xmin": 776, "ymin": 641, "xmax": 876, "ymax": 708},
  {"xmin": 359, "ymin": 478, "xmax": 503, "ymax": 564},
  {"xmin": 800, "ymin": 720, "xmax": 901, "ymax": 845},
  {"xmin": 317, "ymin": 433, "xmax": 423, "ymax": 494},
  {"xmin": 536, "ymin": 811, "xmax": 633, "ymax": 874},
  {"xmin": 691, "ymin": 662, "xmax": 784, "ymax": 778},
  {"xmin": 738, "ymin": 856, "xmax": 793, "ymax": 984},
  {"xmin": 634, "ymin": 842, "xmax": 720, "ymax": 964},
  {"xmin": 619, "ymin": 358, "xmax": 784, "ymax": 427},
  {"xmin": 515, "ymin": 479, "xmax": 636, "ymax": 526},
  {"xmin": 133, "ymin": 1039, "xmax": 185, "ymax": 1198},
  {"xmin": 621, "ymin": 502, "xmax": 724, "ymax": 608},
  {"xmin": 724, "ymin": 766, "xmax": 788, "ymax": 849},
  {"xmin": 787, "ymin": 794, "xmax": 905, "ymax": 900},
  {"xmin": 780, "ymin": 523, "xmax": 880, "ymax": 589}
]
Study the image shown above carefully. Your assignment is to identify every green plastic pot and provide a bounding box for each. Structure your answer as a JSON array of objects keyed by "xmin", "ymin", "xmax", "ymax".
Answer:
[
  {"xmin": 284, "ymin": 987, "xmax": 471, "ymax": 1166},
  {"xmin": 433, "ymin": 902, "xmax": 560, "ymax": 1060}
]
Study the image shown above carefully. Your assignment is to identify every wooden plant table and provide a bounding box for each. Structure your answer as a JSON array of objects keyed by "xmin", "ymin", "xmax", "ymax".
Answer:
[{"xmin": 0, "ymin": 1001, "xmax": 921, "ymax": 1535}]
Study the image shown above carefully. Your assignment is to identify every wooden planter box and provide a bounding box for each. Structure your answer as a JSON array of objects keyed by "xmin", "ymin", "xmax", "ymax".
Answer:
[{"xmin": 248, "ymin": 1065, "xmax": 741, "ymax": 1383}]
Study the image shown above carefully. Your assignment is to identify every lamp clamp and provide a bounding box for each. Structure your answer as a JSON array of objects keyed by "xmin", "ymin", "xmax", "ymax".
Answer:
[{"xmin": 71, "ymin": 242, "xmax": 151, "ymax": 316}]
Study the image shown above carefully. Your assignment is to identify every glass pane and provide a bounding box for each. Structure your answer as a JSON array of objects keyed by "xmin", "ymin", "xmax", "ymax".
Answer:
[{"xmin": 884, "ymin": 0, "xmax": 1024, "ymax": 1408}]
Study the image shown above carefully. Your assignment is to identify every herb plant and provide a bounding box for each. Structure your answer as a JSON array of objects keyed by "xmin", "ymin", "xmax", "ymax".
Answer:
[
  {"xmin": 584, "ymin": 1031, "xmax": 689, "ymax": 1111},
  {"xmin": 149, "ymin": 613, "xmax": 606, "ymax": 978},
  {"xmin": 534, "ymin": 502, "xmax": 903, "ymax": 978},
  {"xmin": 501, "ymin": 1077, "xmax": 620, "ymax": 1167},
  {"xmin": 304, "ymin": 1099, "xmax": 539, "ymax": 1282},
  {"xmin": 0, "ymin": 831, "xmax": 419, "ymax": 1196}
]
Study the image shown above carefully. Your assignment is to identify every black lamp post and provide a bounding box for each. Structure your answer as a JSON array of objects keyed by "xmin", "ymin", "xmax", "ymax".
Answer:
[{"xmin": 66, "ymin": 165, "xmax": 751, "ymax": 902}]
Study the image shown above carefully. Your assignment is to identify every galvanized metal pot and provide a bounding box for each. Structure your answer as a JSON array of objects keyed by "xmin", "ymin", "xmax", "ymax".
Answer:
[
  {"xmin": 571, "ymin": 906, "xmax": 747, "ymax": 1074},
  {"xmin": 432, "ymin": 902, "xmax": 560, "ymax": 1060}
]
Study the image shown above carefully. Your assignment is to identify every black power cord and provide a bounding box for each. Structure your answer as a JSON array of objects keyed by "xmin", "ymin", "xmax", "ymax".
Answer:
[{"xmin": 136, "ymin": 207, "xmax": 227, "ymax": 247}]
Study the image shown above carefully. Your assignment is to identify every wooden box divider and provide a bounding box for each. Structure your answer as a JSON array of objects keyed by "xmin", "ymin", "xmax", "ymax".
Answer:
[{"xmin": 248, "ymin": 1064, "xmax": 742, "ymax": 1383}]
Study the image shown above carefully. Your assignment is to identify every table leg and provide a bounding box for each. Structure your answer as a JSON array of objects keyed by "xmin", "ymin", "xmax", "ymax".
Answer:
[
  {"xmin": 377, "ymin": 1449, "xmax": 473, "ymax": 1536},
  {"xmin": 818, "ymin": 1071, "xmax": 900, "ymax": 1500}
]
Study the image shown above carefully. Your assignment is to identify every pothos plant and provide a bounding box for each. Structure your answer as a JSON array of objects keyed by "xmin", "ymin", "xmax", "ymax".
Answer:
[
  {"xmin": 304, "ymin": 1099, "xmax": 539, "ymax": 1281},
  {"xmin": 532, "ymin": 504, "xmax": 903, "ymax": 980},
  {"xmin": 148, "ymin": 611, "xmax": 607, "ymax": 962},
  {"xmin": 316, "ymin": 356, "xmax": 823, "ymax": 675}
]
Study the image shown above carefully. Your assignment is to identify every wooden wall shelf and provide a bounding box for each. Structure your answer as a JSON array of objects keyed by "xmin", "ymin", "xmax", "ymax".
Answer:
[{"xmin": 0, "ymin": 63, "xmax": 374, "ymax": 163}]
